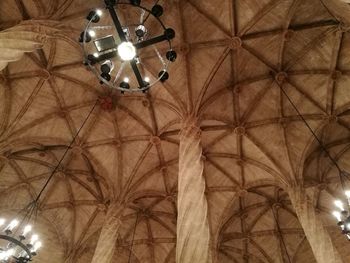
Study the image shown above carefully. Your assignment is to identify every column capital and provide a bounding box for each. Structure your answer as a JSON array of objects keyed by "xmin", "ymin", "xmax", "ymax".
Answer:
[{"xmin": 180, "ymin": 116, "xmax": 201, "ymax": 139}]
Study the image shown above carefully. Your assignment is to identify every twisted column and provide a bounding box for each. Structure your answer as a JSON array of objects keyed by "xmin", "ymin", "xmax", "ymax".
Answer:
[
  {"xmin": 91, "ymin": 201, "xmax": 125, "ymax": 263},
  {"xmin": 0, "ymin": 20, "xmax": 78, "ymax": 71},
  {"xmin": 177, "ymin": 117, "xmax": 212, "ymax": 263},
  {"xmin": 288, "ymin": 185, "xmax": 343, "ymax": 263},
  {"xmin": 0, "ymin": 26, "xmax": 46, "ymax": 71}
]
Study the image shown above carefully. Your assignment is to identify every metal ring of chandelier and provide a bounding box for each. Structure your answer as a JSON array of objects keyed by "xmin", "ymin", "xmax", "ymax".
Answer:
[
  {"xmin": 0, "ymin": 218, "xmax": 41, "ymax": 262},
  {"xmin": 80, "ymin": 0, "xmax": 176, "ymax": 93}
]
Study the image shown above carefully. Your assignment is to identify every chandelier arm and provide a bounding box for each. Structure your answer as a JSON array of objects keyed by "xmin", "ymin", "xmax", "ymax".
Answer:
[
  {"xmin": 130, "ymin": 59, "xmax": 145, "ymax": 87},
  {"xmin": 134, "ymin": 34, "xmax": 168, "ymax": 49},
  {"xmin": 105, "ymin": 3, "xmax": 127, "ymax": 42},
  {"xmin": 276, "ymin": 82, "xmax": 344, "ymax": 184},
  {"xmin": 33, "ymin": 100, "xmax": 99, "ymax": 204}
]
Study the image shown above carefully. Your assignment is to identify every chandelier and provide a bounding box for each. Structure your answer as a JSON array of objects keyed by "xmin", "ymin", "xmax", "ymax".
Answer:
[
  {"xmin": 0, "ymin": 210, "xmax": 41, "ymax": 262},
  {"xmin": 80, "ymin": 0, "xmax": 176, "ymax": 93}
]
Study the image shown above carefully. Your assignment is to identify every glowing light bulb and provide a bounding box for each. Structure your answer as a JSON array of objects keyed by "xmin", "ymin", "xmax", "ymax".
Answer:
[
  {"xmin": 345, "ymin": 190, "xmax": 350, "ymax": 198},
  {"xmin": 124, "ymin": 77, "xmax": 129, "ymax": 83},
  {"xmin": 22, "ymin": 225, "xmax": 32, "ymax": 237},
  {"xmin": 7, "ymin": 249, "xmax": 14, "ymax": 257},
  {"xmin": 88, "ymin": 30, "xmax": 96, "ymax": 37},
  {"xmin": 0, "ymin": 218, "xmax": 5, "ymax": 227},
  {"xmin": 144, "ymin": 77, "xmax": 150, "ymax": 82},
  {"xmin": 33, "ymin": 241, "xmax": 42, "ymax": 252},
  {"xmin": 335, "ymin": 200, "xmax": 344, "ymax": 210},
  {"xmin": 117, "ymin": 42, "xmax": 136, "ymax": 61},
  {"xmin": 7, "ymin": 219, "xmax": 18, "ymax": 231},
  {"xmin": 333, "ymin": 211, "xmax": 342, "ymax": 222},
  {"xmin": 0, "ymin": 249, "xmax": 15, "ymax": 260},
  {"xmin": 30, "ymin": 234, "xmax": 39, "ymax": 245},
  {"xmin": 96, "ymin": 9, "xmax": 103, "ymax": 16}
]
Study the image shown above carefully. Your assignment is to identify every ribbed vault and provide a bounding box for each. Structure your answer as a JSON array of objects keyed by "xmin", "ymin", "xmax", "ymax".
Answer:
[
  {"xmin": 218, "ymin": 185, "xmax": 314, "ymax": 263},
  {"xmin": 1, "ymin": 0, "xmax": 350, "ymax": 262}
]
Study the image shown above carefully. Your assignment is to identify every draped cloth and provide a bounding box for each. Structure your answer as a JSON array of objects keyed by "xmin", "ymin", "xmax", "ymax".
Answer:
[
  {"xmin": 176, "ymin": 117, "xmax": 212, "ymax": 263},
  {"xmin": 91, "ymin": 202, "xmax": 125, "ymax": 263},
  {"xmin": 288, "ymin": 185, "xmax": 343, "ymax": 263}
]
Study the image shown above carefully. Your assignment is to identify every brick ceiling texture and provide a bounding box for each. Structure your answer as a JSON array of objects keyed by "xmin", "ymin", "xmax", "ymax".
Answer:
[{"xmin": 0, "ymin": 0, "xmax": 350, "ymax": 262}]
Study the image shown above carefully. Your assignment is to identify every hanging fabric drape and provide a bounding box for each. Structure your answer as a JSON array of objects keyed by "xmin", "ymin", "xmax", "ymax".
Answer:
[
  {"xmin": 176, "ymin": 117, "xmax": 212, "ymax": 263},
  {"xmin": 288, "ymin": 185, "xmax": 343, "ymax": 263}
]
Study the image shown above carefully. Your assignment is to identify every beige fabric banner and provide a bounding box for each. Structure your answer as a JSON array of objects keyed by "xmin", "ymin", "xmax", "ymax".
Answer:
[
  {"xmin": 288, "ymin": 185, "xmax": 343, "ymax": 263},
  {"xmin": 91, "ymin": 202, "xmax": 125, "ymax": 263},
  {"xmin": 177, "ymin": 117, "xmax": 212, "ymax": 263}
]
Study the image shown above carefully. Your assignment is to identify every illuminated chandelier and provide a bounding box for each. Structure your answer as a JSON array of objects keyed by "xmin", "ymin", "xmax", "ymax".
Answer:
[
  {"xmin": 0, "ymin": 203, "xmax": 41, "ymax": 262},
  {"xmin": 80, "ymin": 0, "xmax": 176, "ymax": 93}
]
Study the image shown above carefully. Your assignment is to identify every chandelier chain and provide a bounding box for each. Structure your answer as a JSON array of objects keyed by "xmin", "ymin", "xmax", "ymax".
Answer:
[
  {"xmin": 276, "ymin": 82, "xmax": 344, "ymax": 186},
  {"xmin": 34, "ymin": 99, "xmax": 99, "ymax": 204}
]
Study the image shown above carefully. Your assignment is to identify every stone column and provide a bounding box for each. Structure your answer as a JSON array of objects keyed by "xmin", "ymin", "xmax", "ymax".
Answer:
[
  {"xmin": 176, "ymin": 117, "xmax": 212, "ymax": 263},
  {"xmin": 91, "ymin": 201, "xmax": 125, "ymax": 263},
  {"xmin": 288, "ymin": 185, "xmax": 343, "ymax": 263}
]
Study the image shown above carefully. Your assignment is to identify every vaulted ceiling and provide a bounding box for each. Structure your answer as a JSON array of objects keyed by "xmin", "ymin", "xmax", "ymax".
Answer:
[{"xmin": 1, "ymin": 0, "xmax": 350, "ymax": 262}]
